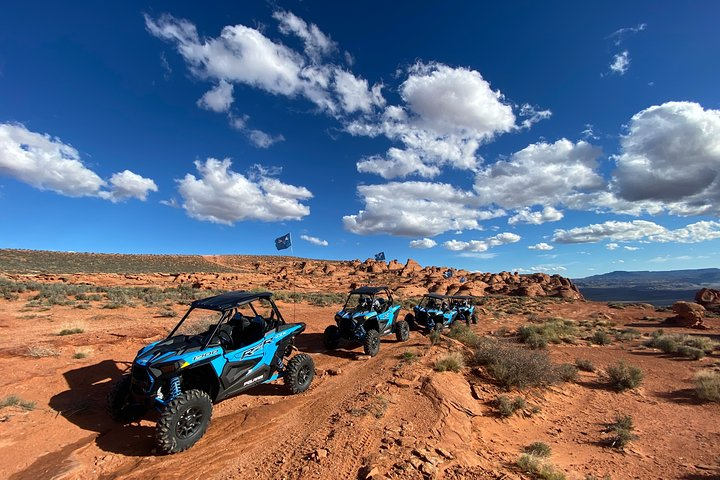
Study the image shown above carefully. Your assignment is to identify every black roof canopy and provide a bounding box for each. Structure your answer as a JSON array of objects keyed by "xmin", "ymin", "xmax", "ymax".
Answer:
[
  {"xmin": 191, "ymin": 291, "xmax": 272, "ymax": 311},
  {"xmin": 349, "ymin": 286, "xmax": 390, "ymax": 295},
  {"xmin": 424, "ymin": 293, "xmax": 450, "ymax": 300},
  {"xmin": 450, "ymin": 295, "xmax": 475, "ymax": 300}
]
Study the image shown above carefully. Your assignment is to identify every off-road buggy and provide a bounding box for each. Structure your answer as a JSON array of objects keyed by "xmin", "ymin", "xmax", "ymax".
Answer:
[
  {"xmin": 107, "ymin": 291, "xmax": 314, "ymax": 454},
  {"xmin": 450, "ymin": 295, "xmax": 478, "ymax": 325},
  {"xmin": 405, "ymin": 293, "xmax": 458, "ymax": 332},
  {"xmin": 323, "ymin": 286, "xmax": 408, "ymax": 356}
]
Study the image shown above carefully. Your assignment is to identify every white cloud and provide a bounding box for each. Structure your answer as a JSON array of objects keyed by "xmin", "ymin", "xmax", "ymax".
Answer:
[
  {"xmin": 443, "ymin": 232, "xmax": 520, "ymax": 252},
  {"xmin": 528, "ymin": 242, "xmax": 554, "ymax": 251},
  {"xmin": 609, "ymin": 51, "xmax": 630, "ymax": 75},
  {"xmin": 581, "ymin": 124, "xmax": 599, "ymax": 140},
  {"xmin": 348, "ymin": 62, "xmax": 537, "ymax": 179},
  {"xmin": 518, "ymin": 104, "xmax": 552, "ymax": 129},
  {"xmin": 177, "ymin": 158, "xmax": 312, "ymax": 225},
  {"xmin": 553, "ymin": 219, "xmax": 720, "ymax": 244},
  {"xmin": 606, "ymin": 242, "xmax": 619, "ymax": 250},
  {"xmin": 99, "ymin": 170, "xmax": 158, "ymax": 203},
  {"xmin": 607, "ymin": 102, "xmax": 720, "ymax": 216},
  {"xmin": 334, "ymin": 70, "xmax": 385, "ymax": 114},
  {"xmin": 248, "ymin": 130, "xmax": 285, "ymax": 149},
  {"xmin": 342, "ymin": 181, "xmax": 504, "ymax": 237},
  {"xmin": 300, "ymin": 234, "xmax": 328, "ymax": 246},
  {"xmin": 515, "ymin": 264, "xmax": 567, "ymax": 273},
  {"xmin": 474, "ymin": 139, "xmax": 604, "ymax": 209},
  {"xmin": 0, "ymin": 123, "xmax": 156, "ymax": 201},
  {"xmin": 409, "ymin": 238, "xmax": 437, "ymax": 249},
  {"xmin": 273, "ymin": 10, "xmax": 336, "ymax": 62},
  {"xmin": 197, "ymin": 80, "xmax": 234, "ymax": 112},
  {"xmin": 624, "ymin": 246, "xmax": 639, "ymax": 251},
  {"xmin": 607, "ymin": 23, "xmax": 647, "ymax": 46},
  {"xmin": 508, "ymin": 206, "xmax": 564, "ymax": 225},
  {"xmin": 650, "ymin": 254, "xmax": 710, "ymax": 263}
]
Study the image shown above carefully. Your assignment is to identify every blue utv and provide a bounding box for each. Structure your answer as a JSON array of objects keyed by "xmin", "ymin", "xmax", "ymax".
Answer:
[
  {"xmin": 107, "ymin": 291, "xmax": 314, "ymax": 454},
  {"xmin": 450, "ymin": 295, "xmax": 478, "ymax": 325},
  {"xmin": 405, "ymin": 293, "xmax": 458, "ymax": 332},
  {"xmin": 323, "ymin": 286, "xmax": 408, "ymax": 356}
]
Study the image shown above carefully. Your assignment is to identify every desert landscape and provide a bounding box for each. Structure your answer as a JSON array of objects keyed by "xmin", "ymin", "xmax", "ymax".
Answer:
[{"xmin": 0, "ymin": 249, "xmax": 718, "ymax": 480}]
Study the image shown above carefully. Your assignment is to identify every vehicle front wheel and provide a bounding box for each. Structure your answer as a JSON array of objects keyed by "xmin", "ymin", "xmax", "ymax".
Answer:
[
  {"xmin": 106, "ymin": 375, "xmax": 145, "ymax": 423},
  {"xmin": 323, "ymin": 325, "xmax": 340, "ymax": 350},
  {"xmin": 364, "ymin": 329, "xmax": 381, "ymax": 356},
  {"xmin": 404, "ymin": 313, "xmax": 416, "ymax": 330},
  {"xmin": 156, "ymin": 389, "xmax": 212, "ymax": 454},
  {"xmin": 284, "ymin": 353, "xmax": 315, "ymax": 394},
  {"xmin": 395, "ymin": 320, "xmax": 410, "ymax": 342}
]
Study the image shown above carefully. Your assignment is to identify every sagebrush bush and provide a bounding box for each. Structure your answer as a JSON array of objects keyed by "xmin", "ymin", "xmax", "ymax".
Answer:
[
  {"xmin": 429, "ymin": 328, "xmax": 442, "ymax": 346},
  {"xmin": 434, "ymin": 352, "xmax": 465, "ymax": 372},
  {"xmin": 524, "ymin": 441, "xmax": 551, "ymax": 457},
  {"xmin": 575, "ymin": 358, "xmax": 595, "ymax": 372},
  {"xmin": 58, "ymin": 327, "xmax": 84, "ymax": 336},
  {"xmin": 645, "ymin": 332, "xmax": 717, "ymax": 360},
  {"xmin": 592, "ymin": 331, "xmax": 612, "ymax": 346},
  {"xmin": 518, "ymin": 318, "xmax": 577, "ymax": 348},
  {"xmin": 473, "ymin": 338, "xmax": 560, "ymax": 389},
  {"xmin": 0, "ymin": 394, "xmax": 36, "ymax": 411},
  {"xmin": 516, "ymin": 453, "xmax": 566, "ymax": 480},
  {"xmin": 446, "ymin": 324, "xmax": 481, "ymax": 347},
  {"xmin": 555, "ymin": 363, "xmax": 578, "ymax": 382},
  {"xmin": 606, "ymin": 361, "xmax": 644, "ymax": 391},
  {"xmin": 606, "ymin": 414, "xmax": 637, "ymax": 449},
  {"xmin": 695, "ymin": 370, "xmax": 720, "ymax": 402},
  {"xmin": 495, "ymin": 394, "xmax": 526, "ymax": 417}
]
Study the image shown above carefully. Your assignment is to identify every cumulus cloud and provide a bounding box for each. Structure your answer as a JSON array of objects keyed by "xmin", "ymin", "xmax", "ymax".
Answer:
[
  {"xmin": 553, "ymin": 219, "xmax": 720, "ymax": 244},
  {"xmin": 300, "ymin": 234, "xmax": 328, "ymax": 246},
  {"xmin": 624, "ymin": 246, "xmax": 639, "ymax": 251},
  {"xmin": 606, "ymin": 243, "xmax": 619, "ymax": 250},
  {"xmin": 0, "ymin": 123, "xmax": 156, "ymax": 201},
  {"xmin": 474, "ymin": 139, "xmax": 604, "ymax": 209},
  {"xmin": 508, "ymin": 206, "xmax": 564, "ymax": 225},
  {"xmin": 528, "ymin": 242, "xmax": 554, "ymax": 251},
  {"xmin": 334, "ymin": 70, "xmax": 385, "ymax": 114},
  {"xmin": 273, "ymin": 10, "xmax": 336, "ymax": 62},
  {"xmin": 99, "ymin": 170, "xmax": 158, "ymax": 202},
  {"xmin": 177, "ymin": 158, "xmax": 312, "ymax": 225},
  {"xmin": 609, "ymin": 51, "xmax": 630, "ymax": 75},
  {"xmin": 443, "ymin": 232, "xmax": 520, "ymax": 252},
  {"xmin": 228, "ymin": 115, "xmax": 285, "ymax": 148},
  {"xmin": 197, "ymin": 80, "xmax": 234, "ymax": 112},
  {"xmin": 343, "ymin": 181, "xmax": 505, "ymax": 237},
  {"xmin": 606, "ymin": 102, "xmax": 720, "ymax": 215},
  {"xmin": 409, "ymin": 238, "xmax": 437, "ymax": 249},
  {"xmin": 348, "ymin": 62, "xmax": 547, "ymax": 179}
]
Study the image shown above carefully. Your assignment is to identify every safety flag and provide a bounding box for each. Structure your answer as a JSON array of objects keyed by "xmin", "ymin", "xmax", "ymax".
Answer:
[{"xmin": 374, "ymin": 251, "xmax": 385, "ymax": 261}]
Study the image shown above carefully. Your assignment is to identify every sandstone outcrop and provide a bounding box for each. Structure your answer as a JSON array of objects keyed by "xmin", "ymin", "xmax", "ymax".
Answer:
[
  {"xmin": 669, "ymin": 301, "xmax": 707, "ymax": 329},
  {"xmin": 695, "ymin": 288, "xmax": 720, "ymax": 313}
]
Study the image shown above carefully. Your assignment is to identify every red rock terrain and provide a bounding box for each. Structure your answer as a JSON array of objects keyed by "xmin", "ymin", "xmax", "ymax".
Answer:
[{"xmin": 0, "ymin": 251, "xmax": 718, "ymax": 480}]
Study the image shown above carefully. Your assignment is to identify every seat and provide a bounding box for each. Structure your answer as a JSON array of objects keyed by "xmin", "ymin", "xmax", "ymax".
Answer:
[{"xmin": 240, "ymin": 316, "xmax": 266, "ymax": 346}]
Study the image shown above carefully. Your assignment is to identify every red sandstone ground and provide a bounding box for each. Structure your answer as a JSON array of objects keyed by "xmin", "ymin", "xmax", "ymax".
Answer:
[{"xmin": 0, "ymin": 253, "xmax": 718, "ymax": 480}]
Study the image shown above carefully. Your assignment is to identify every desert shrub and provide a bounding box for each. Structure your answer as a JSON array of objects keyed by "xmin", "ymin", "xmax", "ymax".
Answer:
[
  {"xmin": 158, "ymin": 308, "xmax": 178, "ymax": 318},
  {"xmin": 555, "ymin": 363, "xmax": 578, "ymax": 382},
  {"xmin": 614, "ymin": 328, "xmax": 641, "ymax": 342},
  {"xmin": 58, "ymin": 327, "xmax": 84, "ymax": 336},
  {"xmin": 516, "ymin": 454, "xmax": 566, "ymax": 480},
  {"xmin": 517, "ymin": 318, "xmax": 577, "ymax": 348},
  {"xmin": 606, "ymin": 361, "xmax": 644, "ymax": 391},
  {"xmin": 607, "ymin": 303, "xmax": 626, "ymax": 310},
  {"xmin": 493, "ymin": 326, "xmax": 511, "ymax": 337},
  {"xmin": 26, "ymin": 345, "xmax": 60, "ymax": 357},
  {"xmin": 524, "ymin": 441, "xmax": 551, "ymax": 457},
  {"xmin": 606, "ymin": 414, "xmax": 637, "ymax": 449},
  {"xmin": 694, "ymin": 370, "xmax": 720, "ymax": 402},
  {"xmin": 74, "ymin": 303, "xmax": 92, "ymax": 309},
  {"xmin": 495, "ymin": 394, "xmax": 526, "ymax": 417},
  {"xmin": 399, "ymin": 350, "xmax": 418, "ymax": 362},
  {"xmin": 434, "ymin": 352, "xmax": 465, "ymax": 372},
  {"xmin": 473, "ymin": 338, "xmax": 560, "ymax": 389},
  {"xmin": 592, "ymin": 331, "xmax": 612, "ymax": 346},
  {"xmin": 446, "ymin": 324, "xmax": 481, "ymax": 347},
  {"xmin": 645, "ymin": 333, "xmax": 717, "ymax": 359},
  {"xmin": 104, "ymin": 289, "xmax": 134, "ymax": 309},
  {"xmin": 575, "ymin": 358, "xmax": 595, "ymax": 372},
  {"xmin": 0, "ymin": 395, "xmax": 35, "ymax": 411},
  {"xmin": 429, "ymin": 328, "xmax": 442, "ymax": 346}
]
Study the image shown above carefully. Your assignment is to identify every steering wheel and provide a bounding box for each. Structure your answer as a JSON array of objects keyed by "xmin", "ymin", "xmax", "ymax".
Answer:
[{"xmin": 215, "ymin": 329, "xmax": 234, "ymax": 350}]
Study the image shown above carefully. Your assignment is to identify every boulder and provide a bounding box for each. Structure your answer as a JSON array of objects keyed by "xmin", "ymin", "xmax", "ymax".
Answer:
[
  {"xmin": 387, "ymin": 259, "xmax": 403, "ymax": 271},
  {"xmin": 515, "ymin": 283, "xmax": 546, "ymax": 297},
  {"xmin": 671, "ymin": 301, "xmax": 707, "ymax": 328},
  {"xmin": 401, "ymin": 258, "xmax": 423, "ymax": 276},
  {"xmin": 695, "ymin": 288, "xmax": 720, "ymax": 313}
]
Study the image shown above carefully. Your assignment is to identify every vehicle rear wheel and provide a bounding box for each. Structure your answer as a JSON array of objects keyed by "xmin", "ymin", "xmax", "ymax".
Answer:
[
  {"xmin": 323, "ymin": 325, "xmax": 340, "ymax": 350},
  {"xmin": 395, "ymin": 320, "xmax": 410, "ymax": 342},
  {"xmin": 404, "ymin": 313, "xmax": 416, "ymax": 330},
  {"xmin": 284, "ymin": 353, "xmax": 315, "ymax": 394},
  {"xmin": 364, "ymin": 329, "xmax": 381, "ymax": 356},
  {"xmin": 107, "ymin": 375, "xmax": 145, "ymax": 423},
  {"xmin": 156, "ymin": 389, "xmax": 212, "ymax": 454}
]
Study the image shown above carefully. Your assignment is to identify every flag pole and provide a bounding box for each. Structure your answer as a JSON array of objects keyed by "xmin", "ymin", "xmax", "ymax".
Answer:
[{"xmin": 289, "ymin": 232, "xmax": 296, "ymax": 322}]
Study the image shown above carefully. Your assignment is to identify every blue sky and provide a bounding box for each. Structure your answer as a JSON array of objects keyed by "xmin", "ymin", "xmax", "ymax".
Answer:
[{"xmin": 1, "ymin": 1, "xmax": 719, "ymax": 278}]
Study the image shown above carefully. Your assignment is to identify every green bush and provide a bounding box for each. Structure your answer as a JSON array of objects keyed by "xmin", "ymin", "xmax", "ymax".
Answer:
[
  {"xmin": 0, "ymin": 395, "xmax": 35, "ymax": 411},
  {"xmin": 496, "ymin": 394, "xmax": 526, "ymax": 417},
  {"xmin": 524, "ymin": 441, "xmax": 551, "ymax": 457},
  {"xmin": 645, "ymin": 333, "xmax": 717, "ymax": 359},
  {"xmin": 555, "ymin": 363, "xmax": 578, "ymax": 382},
  {"xmin": 592, "ymin": 331, "xmax": 612, "ymax": 345},
  {"xmin": 606, "ymin": 362, "xmax": 644, "ymax": 391},
  {"xmin": 434, "ymin": 352, "xmax": 465, "ymax": 372},
  {"xmin": 516, "ymin": 454, "xmax": 566, "ymax": 480},
  {"xmin": 429, "ymin": 328, "xmax": 442, "ymax": 346},
  {"xmin": 606, "ymin": 414, "xmax": 637, "ymax": 449},
  {"xmin": 473, "ymin": 338, "xmax": 560, "ymax": 389},
  {"xmin": 58, "ymin": 327, "xmax": 84, "ymax": 336},
  {"xmin": 517, "ymin": 318, "xmax": 577, "ymax": 348},
  {"xmin": 695, "ymin": 370, "xmax": 720, "ymax": 402},
  {"xmin": 446, "ymin": 324, "xmax": 481, "ymax": 347},
  {"xmin": 575, "ymin": 358, "xmax": 595, "ymax": 372}
]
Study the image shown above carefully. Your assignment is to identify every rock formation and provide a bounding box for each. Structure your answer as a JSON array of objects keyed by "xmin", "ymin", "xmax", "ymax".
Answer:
[{"xmin": 669, "ymin": 301, "xmax": 707, "ymax": 329}]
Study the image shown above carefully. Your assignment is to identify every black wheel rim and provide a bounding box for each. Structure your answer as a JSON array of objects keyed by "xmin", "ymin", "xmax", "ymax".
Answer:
[
  {"xmin": 298, "ymin": 364, "xmax": 311, "ymax": 386},
  {"xmin": 372, "ymin": 336, "xmax": 379, "ymax": 350},
  {"xmin": 176, "ymin": 407, "xmax": 203, "ymax": 439}
]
